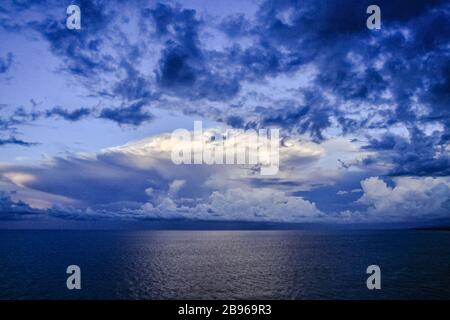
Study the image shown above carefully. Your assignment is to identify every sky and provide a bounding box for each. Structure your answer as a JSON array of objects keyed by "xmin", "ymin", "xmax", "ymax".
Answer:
[{"xmin": 0, "ymin": 0, "xmax": 449, "ymax": 228}]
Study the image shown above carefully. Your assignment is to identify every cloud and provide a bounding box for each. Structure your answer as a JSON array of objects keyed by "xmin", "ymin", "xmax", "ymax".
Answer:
[
  {"xmin": 99, "ymin": 100, "xmax": 153, "ymax": 126},
  {"xmin": 1, "ymin": 1, "xmax": 450, "ymax": 225},
  {"xmin": 138, "ymin": 186, "xmax": 323, "ymax": 223},
  {"xmin": 110, "ymin": 60, "xmax": 154, "ymax": 101},
  {"xmin": 342, "ymin": 176, "xmax": 450, "ymax": 221},
  {"xmin": 259, "ymin": 91, "xmax": 332, "ymax": 142},
  {"xmin": 217, "ymin": 0, "xmax": 450, "ymax": 143},
  {"xmin": 0, "ymin": 137, "xmax": 38, "ymax": 147},
  {"xmin": 0, "ymin": 191, "xmax": 43, "ymax": 220},
  {"xmin": 362, "ymin": 128, "xmax": 450, "ymax": 176},
  {"xmin": 220, "ymin": 14, "xmax": 251, "ymax": 38},
  {"xmin": 152, "ymin": 3, "xmax": 241, "ymax": 101},
  {"xmin": 0, "ymin": 129, "xmax": 332, "ymax": 222},
  {"xmin": 3, "ymin": 0, "xmax": 449, "ymax": 144},
  {"xmin": 1, "ymin": 129, "xmax": 448, "ymax": 223},
  {"xmin": 0, "ymin": 102, "xmax": 152, "ymax": 131},
  {"xmin": 0, "ymin": 52, "xmax": 13, "ymax": 73},
  {"xmin": 45, "ymin": 106, "xmax": 92, "ymax": 121},
  {"xmin": 192, "ymin": 187, "xmax": 323, "ymax": 222},
  {"xmin": 31, "ymin": 0, "xmax": 117, "ymax": 78},
  {"xmin": 168, "ymin": 179, "xmax": 185, "ymax": 197}
]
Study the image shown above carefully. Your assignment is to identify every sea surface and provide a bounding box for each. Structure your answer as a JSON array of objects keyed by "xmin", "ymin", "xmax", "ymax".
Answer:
[{"xmin": 0, "ymin": 230, "xmax": 449, "ymax": 299}]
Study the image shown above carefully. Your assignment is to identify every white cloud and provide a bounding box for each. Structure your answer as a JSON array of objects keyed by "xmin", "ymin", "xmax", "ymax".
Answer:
[
  {"xmin": 168, "ymin": 179, "xmax": 186, "ymax": 197},
  {"xmin": 7, "ymin": 129, "xmax": 447, "ymax": 224},
  {"xmin": 138, "ymin": 187, "xmax": 324, "ymax": 223},
  {"xmin": 345, "ymin": 176, "xmax": 450, "ymax": 221},
  {"xmin": 195, "ymin": 187, "xmax": 323, "ymax": 222}
]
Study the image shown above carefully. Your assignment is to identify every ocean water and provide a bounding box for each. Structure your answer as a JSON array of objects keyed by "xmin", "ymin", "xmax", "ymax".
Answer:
[{"xmin": 0, "ymin": 230, "xmax": 449, "ymax": 300}]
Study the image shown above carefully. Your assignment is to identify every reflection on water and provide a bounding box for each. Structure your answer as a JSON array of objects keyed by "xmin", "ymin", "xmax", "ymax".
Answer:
[{"xmin": 0, "ymin": 230, "xmax": 449, "ymax": 299}]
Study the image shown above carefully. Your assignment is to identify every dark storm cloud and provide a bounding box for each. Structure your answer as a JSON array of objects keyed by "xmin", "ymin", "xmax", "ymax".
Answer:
[
  {"xmin": 21, "ymin": 1, "xmax": 158, "ymax": 126},
  {"xmin": 29, "ymin": 0, "xmax": 116, "ymax": 78},
  {"xmin": 99, "ymin": 100, "xmax": 153, "ymax": 126},
  {"xmin": 149, "ymin": 3, "xmax": 240, "ymax": 100},
  {"xmin": 362, "ymin": 128, "xmax": 450, "ymax": 177},
  {"xmin": 0, "ymin": 191, "xmax": 42, "ymax": 220},
  {"xmin": 209, "ymin": 0, "xmax": 449, "ymax": 176},
  {"xmin": 226, "ymin": 115, "xmax": 245, "ymax": 128},
  {"xmin": 259, "ymin": 91, "xmax": 332, "ymax": 141},
  {"xmin": 7, "ymin": 154, "xmax": 159, "ymax": 206},
  {"xmin": 233, "ymin": 0, "xmax": 449, "ymax": 138}
]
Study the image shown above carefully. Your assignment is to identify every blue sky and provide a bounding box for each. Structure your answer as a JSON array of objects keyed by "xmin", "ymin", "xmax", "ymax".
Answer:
[{"xmin": 0, "ymin": 0, "xmax": 449, "ymax": 227}]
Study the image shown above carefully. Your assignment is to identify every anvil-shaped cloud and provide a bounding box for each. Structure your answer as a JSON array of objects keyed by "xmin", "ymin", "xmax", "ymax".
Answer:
[{"xmin": 1, "ymin": 130, "xmax": 449, "ymax": 224}]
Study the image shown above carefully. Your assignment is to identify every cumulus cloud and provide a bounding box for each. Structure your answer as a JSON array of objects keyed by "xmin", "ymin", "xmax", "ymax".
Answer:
[
  {"xmin": 1, "ymin": 129, "xmax": 449, "ymax": 224},
  {"xmin": 342, "ymin": 176, "xmax": 450, "ymax": 221},
  {"xmin": 138, "ymin": 187, "xmax": 323, "ymax": 223},
  {"xmin": 168, "ymin": 179, "xmax": 185, "ymax": 197},
  {"xmin": 0, "ymin": 129, "xmax": 348, "ymax": 222},
  {"xmin": 193, "ymin": 187, "xmax": 323, "ymax": 222},
  {"xmin": 0, "ymin": 191, "xmax": 43, "ymax": 220}
]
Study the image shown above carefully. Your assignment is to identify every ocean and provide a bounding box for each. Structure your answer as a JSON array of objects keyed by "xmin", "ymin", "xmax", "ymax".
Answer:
[{"xmin": 0, "ymin": 230, "xmax": 449, "ymax": 299}]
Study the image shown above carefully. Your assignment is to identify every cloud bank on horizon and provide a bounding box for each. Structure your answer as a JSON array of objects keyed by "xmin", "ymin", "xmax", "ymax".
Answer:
[{"xmin": 0, "ymin": 0, "xmax": 449, "ymax": 225}]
